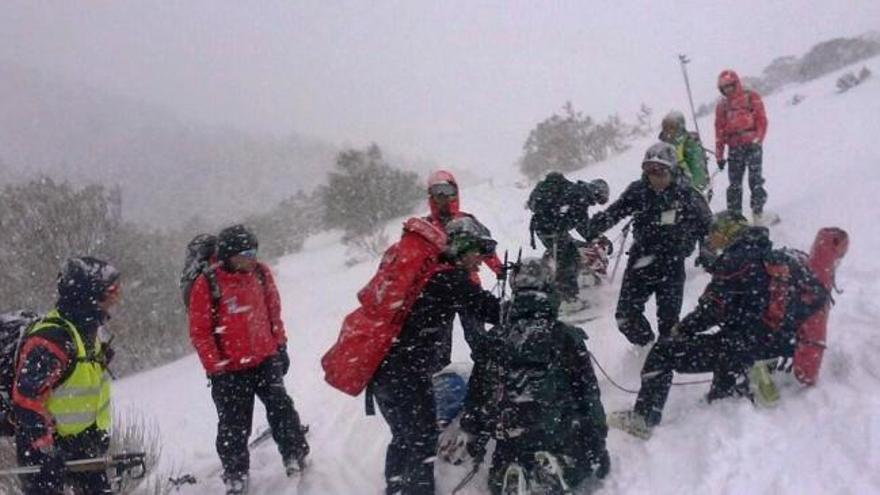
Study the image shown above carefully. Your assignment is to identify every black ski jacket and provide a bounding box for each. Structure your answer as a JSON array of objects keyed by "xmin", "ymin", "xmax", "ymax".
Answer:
[
  {"xmin": 588, "ymin": 178, "xmax": 711, "ymax": 260},
  {"xmin": 374, "ymin": 266, "xmax": 499, "ymax": 382},
  {"xmin": 678, "ymin": 227, "xmax": 773, "ymax": 337}
]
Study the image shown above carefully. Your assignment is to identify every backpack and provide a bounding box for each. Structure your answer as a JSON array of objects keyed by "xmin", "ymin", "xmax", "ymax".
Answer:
[
  {"xmin": 762, "ymin": 248, "xmax": 829, "ymax": 342},
  {"xmin": 493, "ymin": 315, "xmax": 573, "ymax": 444},
  {"xmin": 528, "ymin": 173, "xmax": 591, "ymax": 250},
  {"xmin": 0, "ymin": 310, "xmax": 40, "ymax": 436}
]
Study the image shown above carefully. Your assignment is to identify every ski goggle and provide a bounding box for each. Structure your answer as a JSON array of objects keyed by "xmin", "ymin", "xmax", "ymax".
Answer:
[
  {"xmin": 719, "ymin": 83, "xmax": 736, "ymax": 94},
  {"xmin": 429, "ymin": 183, "xmax": 457, "ymax": 198},
  {"xmin": 642, "ymin": 162, "xmax": 670, "ymax": 176},
  {"xmin": 238, "ymin": 249, "xmax": 258, "ymax": 259}
]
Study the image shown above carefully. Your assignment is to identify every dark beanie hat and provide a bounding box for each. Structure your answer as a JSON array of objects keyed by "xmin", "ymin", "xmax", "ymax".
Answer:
[
  {"xmin": 57, "ymin": 256, "xmax": 120, "ymax": 303},
  {"xmin": 217, "ymin": 224, "xmax": 259, "ymax": 260}
]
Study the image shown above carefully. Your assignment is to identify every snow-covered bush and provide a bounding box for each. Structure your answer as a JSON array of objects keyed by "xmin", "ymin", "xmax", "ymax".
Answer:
[{"xmin": 319, "ymin": 144, "xmax": 422, "ymax": 243}]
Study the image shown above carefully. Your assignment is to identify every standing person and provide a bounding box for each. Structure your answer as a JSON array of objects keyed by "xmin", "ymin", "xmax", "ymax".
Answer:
[
  {"xmin": 715, "ymin": 69, "xmax": 770, "ymax": 225},
  {"xmin": 12, "ymin": 257, "xmax": 120, "ymax": 494},
  {"xmin": 608, "ymin": 212, "xmax": 827, "ymax": 438},
  {"xmin": 527, "ymin": 172, "xmax": 610, "ymax": 309},
  {"xmin": 659, "ymin": 110, "xmax": 709, "ymax": 194},
  {"xmin": 188, "ymin": 225, "xmax": 309, "ymax": 495},
  {"xmin": 424, "ymin": 170, "xmax": 502, "ymax": 358},
  {"xmin": 371, "ymin": 217, "xmax": 500, "ymax": 495},
  {"xmin": 585, "ymin": 143, "xmax": 712, "ymax": 345},
  {"xmin": 659, "ymin": 110, "xmax": 715, "ymax": 267},
  {"xmin": 460, "ymin": 258, "xmax": 610, "ymax": 494}
]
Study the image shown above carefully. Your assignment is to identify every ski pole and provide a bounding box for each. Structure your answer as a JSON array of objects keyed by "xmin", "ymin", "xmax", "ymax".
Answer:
[
  {"xmin": 609, "ymin": 220, "xmax": 632, "ymax": 283},
  {"xmin": 678, "ymin": 54, "xmax": 702, "ymax": 139},
  {"xmin": 0, "ymin": 453, "xmax": 146, "ymax": 478}
]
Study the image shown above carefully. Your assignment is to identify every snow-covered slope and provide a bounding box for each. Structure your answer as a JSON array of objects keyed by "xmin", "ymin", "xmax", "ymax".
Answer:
[{"xmin": 116, "ymin": 58, "xmax": 880, "ymax": 494}]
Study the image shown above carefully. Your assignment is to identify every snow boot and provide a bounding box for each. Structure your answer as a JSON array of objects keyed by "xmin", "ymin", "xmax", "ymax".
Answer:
[
  {"xmin": 749, "ymin": 360, "xmax": 780, "ymax": 407},
  {"xmin": 223, "ymin": 473, "xmax": 249, "ymax": 495},
  {"xmin": 284, "ymin": 452, "xmax": 308, "ymax": 477},
  {"xmin": 606, "ymin": 410, "xmax": 652, "ymax": 440},
  {"xmin": 532, "ymin": 451, "xmax": 572, "ymax": 494},
  {"xmin": 501, "ymin": 463, "xmax": 528, "ymax": 495}
]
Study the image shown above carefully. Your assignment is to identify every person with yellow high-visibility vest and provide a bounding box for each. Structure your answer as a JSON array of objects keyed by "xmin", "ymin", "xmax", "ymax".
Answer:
[{"xmin": 12, "ymin": 257, "xmax": 120, "ymax": 495}]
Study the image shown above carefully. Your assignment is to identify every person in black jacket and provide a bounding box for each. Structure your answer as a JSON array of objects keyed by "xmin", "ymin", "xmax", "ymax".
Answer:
[
  {"xmin": 585, "ymin": 142, "xmax": 711, "ymax": 345},
  {"xmin": 370, "ymin": 217, "xmax": 500, "ymax": 495},
  {"xmin": 527, "ymin": 173, "xmax": 609, "ymax": 306},
  {"xmin": 13, "ymin": 257, "xmax": 120, "ymax": 495},
  {"xmin": 459, "ymin": 258, "xmax": 609, "ymax": 494},
  {"xmin": 608, "ymin": 212, "xmax": 825, "ymax": 437}
]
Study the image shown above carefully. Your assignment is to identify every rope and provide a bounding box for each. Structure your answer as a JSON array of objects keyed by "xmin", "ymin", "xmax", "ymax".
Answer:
[{"xmin": 588, "ymin": 350, "xmax": 712, "ymax": 395}]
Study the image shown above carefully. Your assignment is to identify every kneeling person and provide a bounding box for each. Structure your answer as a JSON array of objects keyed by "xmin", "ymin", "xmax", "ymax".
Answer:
[{"xmin": 461, "ymin": 258, "xmax": 610, "ymax": 494}]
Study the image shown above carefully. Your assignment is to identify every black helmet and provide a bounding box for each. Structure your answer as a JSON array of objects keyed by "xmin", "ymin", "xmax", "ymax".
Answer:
[
  {"xmin": 445, "ymin": 217, "xmax": 497, "ymax": 259},
  {"xmin": 57, "ymin": 256, "xmax": 120, "ymax": 303},
  {"xmin": 217, "ymin": 224, "xmax": 259, "ymax": 260}
]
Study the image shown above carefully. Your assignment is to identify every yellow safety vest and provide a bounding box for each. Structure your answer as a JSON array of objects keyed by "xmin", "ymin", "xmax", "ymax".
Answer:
[{"xmin": 28, "ymin": 310, "xmax": 112, "ymax": 437}]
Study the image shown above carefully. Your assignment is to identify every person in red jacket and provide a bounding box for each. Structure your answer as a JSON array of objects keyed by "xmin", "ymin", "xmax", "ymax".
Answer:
[
  {"xmin": 188, "ymin": 225, "xmax": 309, "ymax": 495},
  {"xmin": 714, "ymin": 69, "xmax": 770, "ymax": 225},
  {"xmin": 424, "ymin": 170, "xmax": 503, "ymax": 357}
]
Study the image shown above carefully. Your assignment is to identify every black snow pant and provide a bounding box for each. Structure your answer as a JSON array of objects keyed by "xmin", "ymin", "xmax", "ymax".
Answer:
[
  {"xmin": 633, "ymin": 330, "xmax": 788, "ymax": 426},
  {"xmin": 537, "ymin": 232, "xmax": 581, "ymax": 302},
  {"xmin": 16, "ymin": 425, "xmax": 111, "ymax": 495},
  {"xmin": 615, "ymin": 253, "xmax": 685, "ymax": 346},
  {"xmin": 210, "ymin": 355, "xmax": 308, "ymax": 480},
  {"xmin": 726, "ymin": 143, "xmax": 766, "ymax": 215},
  {"xmin": 372, "ymin": 369, "xmax": 438, "ymax": 495}
]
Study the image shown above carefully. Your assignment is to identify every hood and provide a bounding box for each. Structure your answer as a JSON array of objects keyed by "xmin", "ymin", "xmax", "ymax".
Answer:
[
  {"xmin": 718, "ymin": 69, "xmax": 744, "ymax": 97},
  {"xmin": 427, "ymin": 170, "xmax": 460, "ymax": 222}
]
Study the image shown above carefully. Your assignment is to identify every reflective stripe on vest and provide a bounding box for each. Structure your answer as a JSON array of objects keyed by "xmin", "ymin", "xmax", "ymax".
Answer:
[{"xmin": 28, "ymin": 310, "xmax": 112, "ymax": 436}]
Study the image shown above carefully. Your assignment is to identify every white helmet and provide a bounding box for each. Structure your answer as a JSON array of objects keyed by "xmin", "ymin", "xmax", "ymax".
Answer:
[{"xmin": 642, "ymin": 142, "xmax": 677, "ymax": 170}]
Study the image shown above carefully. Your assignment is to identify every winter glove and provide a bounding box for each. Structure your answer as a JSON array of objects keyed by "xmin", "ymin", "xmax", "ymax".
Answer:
[
  {"xmin": 717, "ymin": 158, "xmax": 726, "ymax": 171},
  {"xmin": 277, "ymin": 345, "xmax": 291, "ymax": 376},
  {"xmin": 590, "ymin": 448, "xmax": 611, "ymax": 480}
]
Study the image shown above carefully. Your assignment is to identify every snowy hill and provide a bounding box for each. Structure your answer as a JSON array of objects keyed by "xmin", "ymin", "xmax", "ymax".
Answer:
[{"xmin": 116, "ymin": 57, "xmax": 880, "ymax": 494}]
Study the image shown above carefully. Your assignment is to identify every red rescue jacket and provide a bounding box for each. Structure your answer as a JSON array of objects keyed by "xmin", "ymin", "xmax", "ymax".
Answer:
[
  {"xmin": 322, "ymin": 217, "xmax": 447, "ymax": 396},
  {"xmin": 714, "ymin": 70, "xmax": 768, "ymax": 158},
  {"xmin": 188, "ymin": 262, "xmax": 286, "ymax": 374}
]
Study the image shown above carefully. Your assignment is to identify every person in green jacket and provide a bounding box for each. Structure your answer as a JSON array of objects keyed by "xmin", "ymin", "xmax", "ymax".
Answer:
[{"xmin": 660, "ymin": 111, "xmax": 709, "ymax": 193}]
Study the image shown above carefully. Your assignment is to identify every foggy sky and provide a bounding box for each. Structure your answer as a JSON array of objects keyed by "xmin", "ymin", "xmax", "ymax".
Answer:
[{"xmin": 2, "ymin": 1, "xmax": 878, "ymax": 175}]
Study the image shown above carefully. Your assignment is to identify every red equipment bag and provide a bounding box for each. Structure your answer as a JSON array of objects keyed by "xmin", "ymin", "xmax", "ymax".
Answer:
[
  {"xmin": 793, "ymin": 227, "xmax": 849, "ymax": 385},
  {"xmin": 321, "ymin": 218, "xmax": 447, "ymax": 396}
]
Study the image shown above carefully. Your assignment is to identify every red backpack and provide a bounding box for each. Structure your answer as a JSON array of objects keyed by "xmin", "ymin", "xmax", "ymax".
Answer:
[{"xmin": 322, "ymin": 218, "xmax": 447, "ymax": 396}]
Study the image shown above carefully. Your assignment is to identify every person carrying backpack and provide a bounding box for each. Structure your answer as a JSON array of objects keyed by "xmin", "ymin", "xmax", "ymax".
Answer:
[
  {"xmin": 370, "ymin": 216, "xmax": 500, "ymax": 495},
  {"xmin": 12, "ymin": 257, "xmax": 120, "ymax": 495},
  {"xmin": 527, "ymin": 172, "xmax": 610, "ymax": 308},
  {"xmin": 458, "ymin": 258, "xmax": 609, "ymax": 494},
  {"xmin": 608, "ymin": 212, "xmax": 827, "ymax": 438},
  {"xmin": 188, "ymin": 225, "xmax": 309, "ymax": 495},
  {"xmin": 715, "ymin": 69, "xmax": 770, "ymax": 225},
  {"xmin": 659, "ymin": 110, "xmax": 709, "ymax": 193},
  {"xmin": 584, "ymin": 143, "xmax": 712, "ymax": 346}
]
